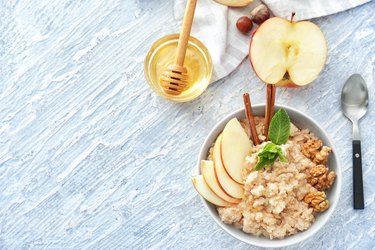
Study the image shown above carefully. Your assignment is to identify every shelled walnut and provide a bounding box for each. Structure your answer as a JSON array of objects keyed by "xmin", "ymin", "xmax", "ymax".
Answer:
[
  {"xmin": 313, "ymin": 146, "xmax": 332, "ymax": 164},
  {"xmin": 307, "ymin": 165, "xmax": 336, "ymax": 191},
  {"xmin": 302, "ymin": 139, "xmax": 332, "ymax": 164},
  {"xmin": 302, "ymin": 139, "xmax": 323, "ymax": 159},
  {"xmin": 304, "ymin": 191, "xmax": 329, "ymax": 212}
]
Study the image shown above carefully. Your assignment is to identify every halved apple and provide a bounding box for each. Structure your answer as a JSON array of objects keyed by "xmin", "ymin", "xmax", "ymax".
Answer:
[
  {"xmin": 192, "ymin": 175, "xmax": 233, "ymax": 207},
  {"xmin": 201, "ymin": 160, "xmax": 241, "ymax": 204},
  {"xmin": 250, "ymin": 17, "xmax": 327, "ymax": 87},
  {"xmin": 213, "ymin": 0, "xmax": 253, "ymax": 7},
  {"xmin": 213, "ymin": 134, "xmax": 244, "ymax": 199},
  {"xmin": 221, "ymin": 118, "xmax": 252, "ymax": 184}
]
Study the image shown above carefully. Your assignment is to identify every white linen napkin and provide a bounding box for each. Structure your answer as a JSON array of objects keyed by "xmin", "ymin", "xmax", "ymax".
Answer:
[
  {"xmin": 174, "ymin": 0, "xmax": 371, "ymax": 82},
  {"xmin": 264, "ymin": 0, "xmax": 371, "ymax": 20}
]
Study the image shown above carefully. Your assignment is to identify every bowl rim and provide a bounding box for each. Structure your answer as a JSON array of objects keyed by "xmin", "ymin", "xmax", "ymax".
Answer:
[{"xmin": 195, "ymin": 104, "xmax": 342, "ymax": 248}]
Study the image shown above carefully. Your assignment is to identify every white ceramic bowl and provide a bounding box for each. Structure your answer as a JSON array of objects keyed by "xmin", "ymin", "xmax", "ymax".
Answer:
[{"xmin": 196, "ymin": 104, "xmax": 342, "ymax": 248}]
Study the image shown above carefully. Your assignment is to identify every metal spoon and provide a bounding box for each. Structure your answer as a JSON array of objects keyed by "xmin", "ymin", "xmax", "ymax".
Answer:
[{"xmin": 341, "ymin": 74, "xmax": 369, "ymax": 209}]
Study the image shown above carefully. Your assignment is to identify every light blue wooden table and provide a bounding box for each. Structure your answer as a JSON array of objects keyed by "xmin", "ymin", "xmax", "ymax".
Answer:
[{"xmin": 0, "ymin": 1, "xmax": 374, "ymax": 249}]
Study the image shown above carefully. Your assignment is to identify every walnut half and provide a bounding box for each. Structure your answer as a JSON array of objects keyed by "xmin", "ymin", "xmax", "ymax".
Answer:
[
  {"xmin": 302, "ymin": 139, "xmax": 323, "ymax": 159},
  {"xmin": 313, "ymin": 146, "xmax": 332, "ymax": 164},
  {"xmin": 302, "ymin": 139, "xmax": 332, "ymax": 164},
  {"xmin": 304, "ymin": 191, "xmax": 329, "ymax": 212},
  {"xmin": 307, "ymin": 165, "xmax": 336, "ymax": 191}
]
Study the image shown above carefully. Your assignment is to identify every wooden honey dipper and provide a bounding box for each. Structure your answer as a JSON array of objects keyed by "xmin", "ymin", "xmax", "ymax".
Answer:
[{"xmin": 160, "ymin": 0, "xmax": 197, "ymax": 95}]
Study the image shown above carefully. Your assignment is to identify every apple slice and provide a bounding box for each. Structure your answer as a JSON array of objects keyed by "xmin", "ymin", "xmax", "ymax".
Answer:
[
  {"xmin": 213, "ymin": 0, "xmax": 253, "ymax": 7},
  {"xmin": 250, "ymin": 17, "xmax": 327, "ymax": 87},
  {"xmin": 201, "ymin": 160, "xmax": 241, "ymax": 204},
  {"xmin": 213, "ymin": 135, "xmax": 244, "ymax": 199},
  {"xmin": 221, "ymin": 118, "xmax": 252, "ymax": 184},
  {"xmin": 192, "ymin": 175, "xmax": 232, "ymax": 207}
]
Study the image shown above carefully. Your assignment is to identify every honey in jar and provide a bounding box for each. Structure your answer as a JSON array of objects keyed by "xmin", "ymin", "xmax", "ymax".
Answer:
[{"xmin": 144, "ymin": 34, "xmax": 212, "ymax": 102}]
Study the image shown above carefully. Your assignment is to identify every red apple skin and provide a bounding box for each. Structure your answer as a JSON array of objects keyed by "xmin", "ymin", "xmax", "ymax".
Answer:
[
  {"xmin": 275, "ymin": 79, "xmax": 301, "ymax": 88},
  {"xmin": 249, "ymin": 17, "xmax": 308, "ymax": 89},
  {"xmin": 213, "ymin": 161, "xmax": 242, "ymax": 199},
  {"xmin": 219, "ymin": 141, "xmax": 243, "ymax": 185},
  {"xmin": 212, "ymin": 135, "xmax": 243, "ymax": 199}
]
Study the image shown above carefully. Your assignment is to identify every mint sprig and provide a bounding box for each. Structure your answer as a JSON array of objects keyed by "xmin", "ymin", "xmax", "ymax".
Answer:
[
  {"xmin": 254, "ymin": 108, "xmax": 291, "ymax": 171},
  {"xmin": 254, "ymin": 156, "xmax": 277, "ymax": 171},
  {"xmin": 254, "ymin": 142, "xmax": 288, "ymax": 171},
  {"xmin": 268, "ymin": 108, "xmax": 291, "ymax": 145}
]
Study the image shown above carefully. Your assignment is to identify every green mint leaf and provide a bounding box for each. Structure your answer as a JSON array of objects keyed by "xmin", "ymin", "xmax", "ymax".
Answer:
[
  {"xmin": 259, "ymin": 152, "xmax": 276, "ymax": 160},
  {"xmin": 254, "ymin": 156, "xmax": 276, "ymax": 171},
  {"xmin": 258, "ymin": 144, "xmax": 277, "ymax": 160},
  {"xmin": 274, "ymin": 146, "xmax": 288, "ymax": 162},
  {"xmin": 267, "ymin": 153, "xmax": 277, "ymax": 160},
  {"xmin": 258, "ymin": 148, "xmax": 276, "ymax": 157},
  {"xmin": 277, "ymin": 150, "xmax": 288, "ymax": 162},
  {"xmin": 268, "ymin": 108, "xmax": 291, "ymax": 145},
  {"xmin": 262, "ymin": 143, "xmax": 279, "ymax": 153},
  {"xmin": 254, "ymin": 142, "xmax": 289, "ymax": 171}
]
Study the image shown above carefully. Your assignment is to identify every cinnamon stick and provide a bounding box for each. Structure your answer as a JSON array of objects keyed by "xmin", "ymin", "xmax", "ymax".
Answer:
[
  {"xmin": 264, "ymin": 84, "xmax": 276, "ymax": 141},
  {"xmin": 243, "ymin": 93, "xmax": 260, "ymax": 145}
]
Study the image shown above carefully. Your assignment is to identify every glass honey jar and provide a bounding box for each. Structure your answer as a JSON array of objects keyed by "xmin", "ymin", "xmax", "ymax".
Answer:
[{"xmin": 144, "ymin": 34, "xmax": 212, "ymax": 102}]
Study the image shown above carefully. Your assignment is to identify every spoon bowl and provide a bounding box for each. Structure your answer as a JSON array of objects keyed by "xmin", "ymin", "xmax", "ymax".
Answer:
[{"xmin": 341, "ymin": 74, "xmax": 369, "ymax": 123}]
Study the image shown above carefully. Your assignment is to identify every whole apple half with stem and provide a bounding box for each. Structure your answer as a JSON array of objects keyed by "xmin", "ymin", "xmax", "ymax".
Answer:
[{"xmin": 250, "ymin": 15, "xmax": 327, "ymax": 87}]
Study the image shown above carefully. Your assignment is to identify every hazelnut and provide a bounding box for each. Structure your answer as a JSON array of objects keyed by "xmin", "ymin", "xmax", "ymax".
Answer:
[
  {"xmin": 236, "ymin": 16, "xmax": 253, "ymax": 34},
  {"xmin": 250, "ymin": 4, "xmax": 271, "ymax": 25}
]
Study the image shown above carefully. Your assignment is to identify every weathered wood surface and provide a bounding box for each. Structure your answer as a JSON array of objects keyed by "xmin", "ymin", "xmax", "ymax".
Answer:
[{"xmin": 0, "ymin": 0, "xmax": 374, "ymax": 249}]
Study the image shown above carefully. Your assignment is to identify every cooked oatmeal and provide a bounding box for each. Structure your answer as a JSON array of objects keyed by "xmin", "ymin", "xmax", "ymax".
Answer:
[{"xmin": 213, "ymin": 117, "xmax": 335, "ymax": 239}]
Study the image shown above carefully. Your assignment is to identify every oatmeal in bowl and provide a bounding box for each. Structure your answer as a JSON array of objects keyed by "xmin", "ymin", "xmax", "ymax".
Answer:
[{"xmin": 193, "ymin": 105, "xmax": 341, "ymax": 248}]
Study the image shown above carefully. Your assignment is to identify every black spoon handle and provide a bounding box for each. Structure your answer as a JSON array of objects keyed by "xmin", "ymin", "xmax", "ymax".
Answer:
[{"xmin": 353, "ymin": 140, "xmax": 364, "ymax": 209}]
